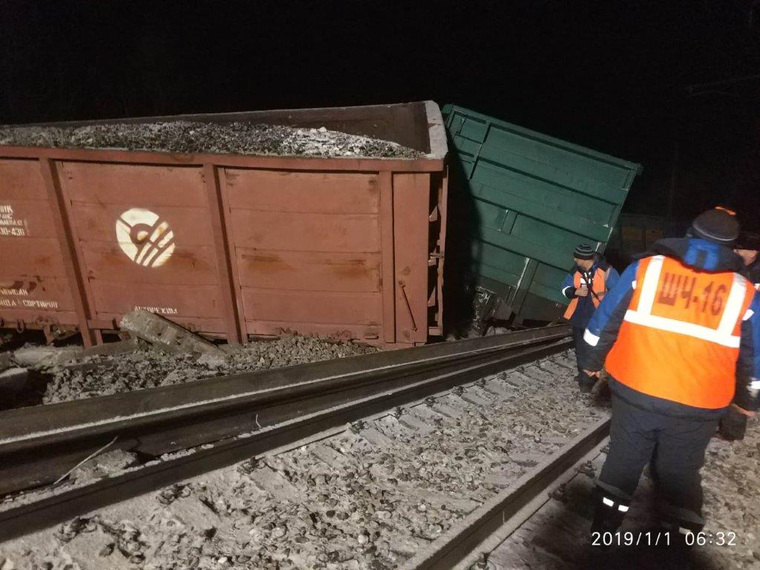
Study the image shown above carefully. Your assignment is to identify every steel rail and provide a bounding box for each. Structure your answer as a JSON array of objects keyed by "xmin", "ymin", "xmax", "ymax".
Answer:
[
  {"xmin": 402, "ymin": 415, "xmax": 611, "ymax": 570},
  {"xmin": 0, "ymin": 326, "xmax": 570, "ymax": 495},
  {"xmin": 0, "ymin": 335, "xmax": 572, "ymax": 542}
]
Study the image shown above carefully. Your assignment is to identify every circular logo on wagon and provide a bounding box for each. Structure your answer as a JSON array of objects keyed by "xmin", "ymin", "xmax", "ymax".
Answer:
[{"xmin": 115, "ymin": 208, "xmax": 176, "ymax": 268}]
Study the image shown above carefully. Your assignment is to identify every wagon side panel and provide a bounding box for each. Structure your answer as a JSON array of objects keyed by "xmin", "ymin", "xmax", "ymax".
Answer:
[
  {"xmin": 0, "ymin": 158, "xmax": 81, "ymax": 334},
  {"xmin": 56, "ymin": 162, "xmax": 231, "ymax": 335},
  {"xmin": 222, "ymin": 168, "xmax": 385, "ymax": 343}
]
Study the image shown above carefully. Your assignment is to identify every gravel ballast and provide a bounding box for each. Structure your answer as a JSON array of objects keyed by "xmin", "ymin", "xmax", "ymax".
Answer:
[
  {"xmin": 0, "ymin": 351, "xmax": 608, "ymax": 569},
  {"xmin": 1, "ymin": 349, "xmax": 758, "ymax": 569},
  {"xmin": 478, "ymin": 420, "xmax": 760, "ymax": 570},
  {"xmin": 0, "ymin": 121, "xmax": 423, "ymax": 159},
  {"xmin": 698, "ymin": 430, "xmax": 760, "ymax": 568}
]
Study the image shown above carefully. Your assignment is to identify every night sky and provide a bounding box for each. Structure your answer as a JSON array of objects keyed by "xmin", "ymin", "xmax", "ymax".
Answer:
[{"xmin": 1, "ymin": 1, "xmax": 758, "ymax": 229}]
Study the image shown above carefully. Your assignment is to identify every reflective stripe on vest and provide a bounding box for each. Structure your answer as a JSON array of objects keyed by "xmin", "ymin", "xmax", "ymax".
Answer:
[
  {"xmin": 622, "ymin": 256, "xmax": 747, "ymax": 348},
  {"xmin": 605, "ymin": 255, "xmax": 756, "ymax": 410},
  {"xmin": 563, "ymin": 266, "xmax": 607, "ymax": 321}
]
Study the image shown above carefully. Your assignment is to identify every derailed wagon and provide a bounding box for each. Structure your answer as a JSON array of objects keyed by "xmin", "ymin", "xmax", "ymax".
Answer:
[
  {"xmin": 0, "ymin": 102, "xmax": 448, "ymax": 348},
  {"xmin": 443, "ymin": 105, "xmax": 643, "ymax": 330}
]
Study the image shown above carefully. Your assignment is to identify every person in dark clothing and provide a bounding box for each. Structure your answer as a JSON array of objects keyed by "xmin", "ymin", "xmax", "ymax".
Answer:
[
  {"xmin": 735, "ymin": 230, "xmax": 760, "ymax": 286},
  {"xmin": 580, "ymin": 208, "xmax": 760, "ymax": 541},
  {"xmin": 561, "ymin": 244, "xmax": 619, "ymax": 392},
  {"xmin": 719, "ymin": 230, "xmax": 760, "ymax": 441}
]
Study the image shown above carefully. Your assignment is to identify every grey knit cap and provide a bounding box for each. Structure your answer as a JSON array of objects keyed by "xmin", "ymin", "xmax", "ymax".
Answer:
[
  {"xmin": 690, "ymin": 207, "xmax": 740, "ymax": 245},
  {"xmin": 573, "ymin": 244, "xmax": 595, "ymax": 260}
]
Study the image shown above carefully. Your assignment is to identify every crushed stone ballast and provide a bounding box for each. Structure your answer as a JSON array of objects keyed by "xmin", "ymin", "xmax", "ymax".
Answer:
[
  {"xmin": 0, "ymin": 348, "xmax": 608, "ymax": 570},
  {"xmin": 0, "ymin": 328, "xmax": 572, "ymax": 498}
]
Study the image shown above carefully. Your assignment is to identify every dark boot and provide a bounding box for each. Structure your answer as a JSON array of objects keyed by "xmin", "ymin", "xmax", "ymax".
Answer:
[
  {"xmin": 591, "ymin": 500, "xmax": 627, "ymax": 535},
  {"xmin": 590, "ymin": 489, "xmax": 631, "ymax": 552},
  {"xmin": 657, "ymin": 505, "xmax": 706, "ymax": 548}
]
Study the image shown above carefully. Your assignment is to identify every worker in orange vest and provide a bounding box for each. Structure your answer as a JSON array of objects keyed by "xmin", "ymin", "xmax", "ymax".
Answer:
[
  {"xmin": 561, "ymin": 244, "xmax": 619, "ymax": 392},
  {"xmin": 580, "ymin": 207, "xmax": 760, "ymax": 540},
  {"xmin": 719, "ymin": 230, "xmax": 760, "ymax": 441}
]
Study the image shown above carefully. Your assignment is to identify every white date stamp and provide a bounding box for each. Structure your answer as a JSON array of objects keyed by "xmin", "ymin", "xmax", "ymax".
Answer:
[
  {"xmin": 592, "ymin": 531, "xmax": 738, "ymax": 547},
  {"xmin": 592, "ymin": 531, "xmax": 671, "ymax": 547}
]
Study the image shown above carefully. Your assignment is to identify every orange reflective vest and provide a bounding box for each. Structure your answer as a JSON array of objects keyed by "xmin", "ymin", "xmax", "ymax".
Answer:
[
  {"xmin": 606, "ymin": 255, "xmax": 756, "ymax": 410},
  {"xmin": 563, "ymin": 266, "xmax": 608, "ymax": 320}
]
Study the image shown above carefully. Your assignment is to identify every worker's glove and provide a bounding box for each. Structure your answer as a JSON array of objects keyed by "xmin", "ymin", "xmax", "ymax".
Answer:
[{"xmin": 719, "ymin": 406, "xmax": 748, "ymax": 441}]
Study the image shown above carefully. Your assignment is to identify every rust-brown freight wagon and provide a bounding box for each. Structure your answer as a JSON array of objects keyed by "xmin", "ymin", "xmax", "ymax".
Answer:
[{"xmin": 0, "ymin": 102, "xmax": 448, "ymax": 348}]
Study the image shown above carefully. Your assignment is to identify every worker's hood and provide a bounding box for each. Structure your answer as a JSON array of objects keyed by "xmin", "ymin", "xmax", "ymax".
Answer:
[{"xmin": 646, "ymin": 237, "xmax": 745, "ymax": 273}]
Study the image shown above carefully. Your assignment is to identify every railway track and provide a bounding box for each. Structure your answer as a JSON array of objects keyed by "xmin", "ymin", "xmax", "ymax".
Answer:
[
  {"xmin": 474, "ymin": 448, "xmax": 611, "ymax": 570},
  {"xmin": 0, "ymin": 324, "xmax": 614, "ymax": 569},
  {"xmin": 0, "ymin": 327, "xmax": 604, "ymax": 540},
  {"xmin": 0, "ymin": 325, "xmax": 570, "ymax": 497},
  {"xmin": 403, "ymin": 420, "xmax": 609, "ymax": 570}
]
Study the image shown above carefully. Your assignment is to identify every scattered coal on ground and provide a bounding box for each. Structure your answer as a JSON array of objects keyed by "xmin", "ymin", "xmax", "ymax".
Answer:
[{"xmin": 38, "ymin": 335, "xmax": 378, "ymax": 405}]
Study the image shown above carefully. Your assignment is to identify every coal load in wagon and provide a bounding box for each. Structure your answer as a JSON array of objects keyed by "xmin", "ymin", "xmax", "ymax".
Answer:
[{"xmin": 0, "ymin": 121, "xmax": 423, "ymax": 159}]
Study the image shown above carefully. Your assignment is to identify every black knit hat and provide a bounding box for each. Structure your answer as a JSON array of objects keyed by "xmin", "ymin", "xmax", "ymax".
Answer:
[
  {"xmin": 573, "ymin": 243, "xmax": 595, "ymax": 260},
  {"xmin": 690, "ymin": 207, "xmax": 740, "ymax": 245}
]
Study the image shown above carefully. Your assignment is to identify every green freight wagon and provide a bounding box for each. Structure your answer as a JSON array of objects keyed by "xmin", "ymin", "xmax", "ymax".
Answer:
[{"xmin": 442, "ymin": 105, "xmax": 642, "ymax": 331}]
